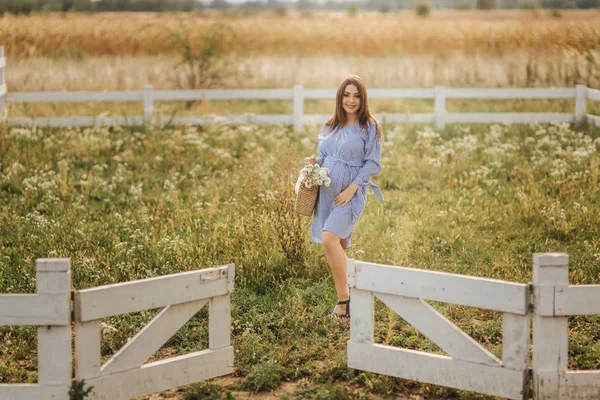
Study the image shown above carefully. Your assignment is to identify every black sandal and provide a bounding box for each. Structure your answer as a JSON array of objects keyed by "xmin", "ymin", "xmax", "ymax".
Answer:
[{"xmin": 329, "ymin": 298, "xmax": 351, "ymax": 321}]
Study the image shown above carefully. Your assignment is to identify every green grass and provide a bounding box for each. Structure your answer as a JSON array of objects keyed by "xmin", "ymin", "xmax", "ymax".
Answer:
[{"xmin": 1, "ymin": 120, "xmax": 600, "ymax": 398}]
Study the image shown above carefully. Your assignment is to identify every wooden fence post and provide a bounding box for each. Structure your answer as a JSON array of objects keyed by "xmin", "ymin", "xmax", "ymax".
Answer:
[
  {"xmin": 348, "ymin": 260, "xmax": 374, "ymax": 345},
  {"xmin": 144, "ymin": 85, "xmax": 153, "ymax": 127},
  {"xmin": 575, "ymin": 85, "xmax": 587, "ymax": 124},
  {"xmin": 293, "ymin": 85, "xmax": 304, "ymax": 131},
  {"xmin": 37, "ymin": 258, "xmax": 72, "ymax": 398},
  {"xmin": 0, "ymin": 46, "xmax": 5, "ymax": 122},
  {"xmin": 532, "ymin": 253, "xmax": 568, "ymax": 400},
  {"xmin": 209, "ymin": 264, "xmax": 234, "ymax": 351},
  {"xmin": 434, "ymin": 85, "xmax": 446, "ymax": 131}
]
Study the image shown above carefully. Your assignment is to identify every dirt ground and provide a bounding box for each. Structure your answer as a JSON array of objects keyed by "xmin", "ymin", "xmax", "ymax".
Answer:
[{"xmin": 139, "ymin": 375, "xmax": 428, "ymax": 400}]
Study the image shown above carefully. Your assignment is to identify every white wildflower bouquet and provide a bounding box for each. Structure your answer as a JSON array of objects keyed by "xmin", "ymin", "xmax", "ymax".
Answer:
[
  {"xmin": 294, "ymin": 164, "xmax": 331, "ymax": 216},
  {"xmin": 298, "ymin": 164, "xmax": 331, "ymax": 190}
]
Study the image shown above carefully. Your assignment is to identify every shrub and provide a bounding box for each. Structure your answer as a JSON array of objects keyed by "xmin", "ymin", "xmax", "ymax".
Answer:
[
  {"xmin": 244, "ymin": 360, "xmax": 283, "ymax": 392},
  {"xmin": 184, "ymin": 382, "xmax": 233, "ymax": 400},
  {"xmin": 476, "ymin": 0, "xmax": 497, "ymax": 8},
  {"xmin": 273, "ymin": 2, "xmax": 287, "ymax": 16},
  {"xmin": 347, "ymin": 2, "xmax": 358, "ymax": 16},
  {"xmin": 415, "ymin": 0, "xmax": 431, "ymax": 16},
  {"xmin": 291, "ymin": 382, "xmax": 358, "ymax": 400},
  {"xmin": 520, "ymin": 0, "xmax": 539, "ymax": 9},
  {"xmin": 167, "ymin": 22, "xmax": 236, "ymax": 90},
  {"xmin": 0, "ymin": 0, "xmax": 38, "ymax": 15},
  {"xmin": 379, "ymin": 0, "xmax": 392, "ymax": 13},
  {"xmin": 69, "ymin": 380, "xmax": 93, "ymax": 400},
  {"xmin": 41, "ymin": 1, "xmax": 63, "ymax": 12},
  {"xmin": 164, "ymin": 22, "xmax": 237, "ymax": 109},
  {"xmin": 455, "ymin": 0, "xmax": 473, "ymax": 9}
]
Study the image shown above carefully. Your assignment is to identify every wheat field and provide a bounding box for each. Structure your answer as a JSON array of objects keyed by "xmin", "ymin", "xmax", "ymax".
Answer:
[
  {"xmin": 2, "ymin": 10, "xmax": 600, "ymax": 58},
  {"xmin": 4, "ymin": 10, "xmax": 600, "ymax": 120}
]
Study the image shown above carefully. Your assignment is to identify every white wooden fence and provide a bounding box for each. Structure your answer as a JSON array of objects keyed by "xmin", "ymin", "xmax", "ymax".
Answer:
[
  {"xmin": 0, "ymin": 258, "xmax": 235, "ymax": 400},
  {"xmin": 0, "ymin": 46, "xmax": 598, "ymax": 131},
  {"xmin": 0, "ymin": 259, "xmax": 72, "ymax": 399},
  {"xmin": 1, "ymin": 253, "xmax": 599, "ymax": 399},
  {"xmin": 347, "ymin": 258, "xmax": 531, "ymax": 399},
  {"xmin": 0, "ymin": 46, "xmax": 6, "ymax": 121},
  {"xmin": 533, "ymin": 253, "xmax": 600, "ymax": 399},
  {"xmin": 348, "ymin": 252, "xmax": 600, "ymax": 400}
]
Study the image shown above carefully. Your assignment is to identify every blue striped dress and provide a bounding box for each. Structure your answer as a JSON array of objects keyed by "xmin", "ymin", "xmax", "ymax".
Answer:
[{"xmin": 310, "ymin": 122, "xmax": 385, "ymax": 249}]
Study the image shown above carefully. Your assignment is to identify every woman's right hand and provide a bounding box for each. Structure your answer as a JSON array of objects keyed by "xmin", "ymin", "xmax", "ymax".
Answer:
[{"xmin": 304, "ymin": 156, "xmax": 317, "ymax": 165}]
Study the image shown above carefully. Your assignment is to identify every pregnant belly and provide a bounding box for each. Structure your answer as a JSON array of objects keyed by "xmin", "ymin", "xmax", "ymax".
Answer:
[{"xmin": 322, "ymin": 160, "xmax": 358, "ymax": 193}]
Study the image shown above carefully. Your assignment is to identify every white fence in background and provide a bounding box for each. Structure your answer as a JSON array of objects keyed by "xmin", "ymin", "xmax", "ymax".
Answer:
[
  {"xmin": 0, "ymin": 46, "xmax": 598, "ymax": 131},
  {"xmin": 0, "ymin": 46, "xmax": 6, "ymax": 120},
  {"xmin": 348, "ymin": 252, "xmax": 600, "ymax": 400},
  {"xmin": 0, "ymin": 258, "xmax": 235, "ymax": 400}
]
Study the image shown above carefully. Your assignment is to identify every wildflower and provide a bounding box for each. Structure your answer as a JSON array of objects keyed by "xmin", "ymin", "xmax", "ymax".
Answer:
[
  {"xmin": 298, "ymin": 164, "xmax": 331, "ymax": 189},
  {"xmin": 163, "ymin": 180, "xmax": 175, "ymax": 190}
]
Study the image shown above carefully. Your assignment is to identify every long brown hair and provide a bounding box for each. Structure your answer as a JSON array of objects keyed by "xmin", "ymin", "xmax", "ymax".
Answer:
[{"xmin": 325, "ymin": 75, "xmax": 382, "ymax": 141}]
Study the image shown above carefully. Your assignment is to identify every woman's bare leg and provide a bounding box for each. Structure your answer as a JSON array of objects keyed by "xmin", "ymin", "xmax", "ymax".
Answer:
[{"xmin": 322, "ymin": 231, "xmax": 350, "ymax": 315}]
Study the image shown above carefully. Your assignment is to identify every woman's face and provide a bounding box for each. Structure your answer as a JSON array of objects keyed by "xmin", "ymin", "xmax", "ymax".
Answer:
[{"xmin": 342, "ymin": 84, "xmax": 361, "ymax": 117}]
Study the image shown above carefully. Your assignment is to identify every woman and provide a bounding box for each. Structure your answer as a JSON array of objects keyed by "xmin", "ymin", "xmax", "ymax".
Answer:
[{"xmin": 306, "ymin": 75, "xmax": 384, "ymax": 321}]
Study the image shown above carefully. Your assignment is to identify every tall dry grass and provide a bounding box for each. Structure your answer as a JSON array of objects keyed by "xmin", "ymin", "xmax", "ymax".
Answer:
[
  {"xmin": 1, "ymin": 10, "xmax": 599, "ymax": 58},
  {"xmin": 4, "ymin": 9, "xmax": 600, "ymax": 120},
  {"xmin": 6, "ymin": 50, "xmax": 599, "ymax": 120},
  {"xmin": 7, "ymin": 51, "xmax": 600, "ymax": 92}
]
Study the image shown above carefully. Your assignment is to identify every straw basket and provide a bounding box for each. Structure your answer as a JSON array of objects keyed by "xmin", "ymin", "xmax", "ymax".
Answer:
[{"xmin": 295, "ymin": 183, "xmax": 319, "ymax": 216}]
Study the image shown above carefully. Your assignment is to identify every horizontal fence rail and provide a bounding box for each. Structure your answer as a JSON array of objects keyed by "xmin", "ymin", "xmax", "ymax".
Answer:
[
  {"xmin": 345, "ymin": 253, "xmax": 600, "ymax": 400},
  {"xmin": 0, "ymin": 259, "xmax": 235, "ymax": 400},
  {"xmin": 1, "ymin": 61, "xmax": 598, "ymax": 130},
  {"xmin": 351, "ymin": 260, "xmax": 530, "ymax": 314},
  {"xmin": 347, "ymin": 259, "xmax": 531, "ymax": 400},
  {"xmin": 73, "ymin": 264, "xmax": 235, "ymax": 400},
  {"xmin": 74, "ymin": 266, "xmax": 231, "ymax": 322}
]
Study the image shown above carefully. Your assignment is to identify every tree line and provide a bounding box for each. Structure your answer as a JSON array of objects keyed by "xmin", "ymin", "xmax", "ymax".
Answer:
[
  {"xmin": 0, "ymin": 0, "xmax": 597, "ymax": 14},
  {"xmin": 0, "ymin": 0, "xmax": 196, "ymax": 14}
]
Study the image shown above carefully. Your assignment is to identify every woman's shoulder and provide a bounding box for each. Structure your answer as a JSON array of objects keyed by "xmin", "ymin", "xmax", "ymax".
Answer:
[{"xmin": 319, "ymin": 123, "xmax": 334, "ymax": 137}]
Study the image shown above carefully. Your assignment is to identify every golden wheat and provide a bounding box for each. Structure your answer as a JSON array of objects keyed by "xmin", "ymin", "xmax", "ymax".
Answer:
[{"xmin": 1, "ymin": 10, "xmax": 599, "ymax": 58}]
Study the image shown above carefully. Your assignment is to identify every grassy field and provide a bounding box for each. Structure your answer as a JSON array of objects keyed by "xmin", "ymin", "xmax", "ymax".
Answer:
[
  {"xmin": 1, "ymin": 7, "xmax": 600, "ymax": 399},
  {"xmin": 1, "ymin": 120, "xmax": 600, "ymax": 399}
]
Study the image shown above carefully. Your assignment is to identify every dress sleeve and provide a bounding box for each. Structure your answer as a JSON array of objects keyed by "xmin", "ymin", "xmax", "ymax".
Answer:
[
  {"xmin": 316, "ymin": 124, "xmax": 328, "ymax": 167},
  {"xmin": 352, "ymin": 123, "xmax": 382, "ymax": 186}
]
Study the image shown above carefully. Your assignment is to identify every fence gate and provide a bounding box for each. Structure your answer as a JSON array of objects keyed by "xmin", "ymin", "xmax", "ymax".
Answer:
[
  {"xmin": 0, "ymin": 259, "xmax": 72, "ymax": 399},
  {"xmin": 533, "ymin": 253, "xmax": 600, "ymax": 399},
  {"xmin": 347, "ymin": 259, "xmax": 531, "ymax": 400},
  {"xmin": 73, "ymin": 264, "xmax": 235, "ymax": 400}
]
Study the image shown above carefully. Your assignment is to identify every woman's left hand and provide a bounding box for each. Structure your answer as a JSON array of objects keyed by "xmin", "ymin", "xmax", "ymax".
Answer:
[{"xmin": 334, "ymin": 183, "xmax": 359, "ymax": 208}]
